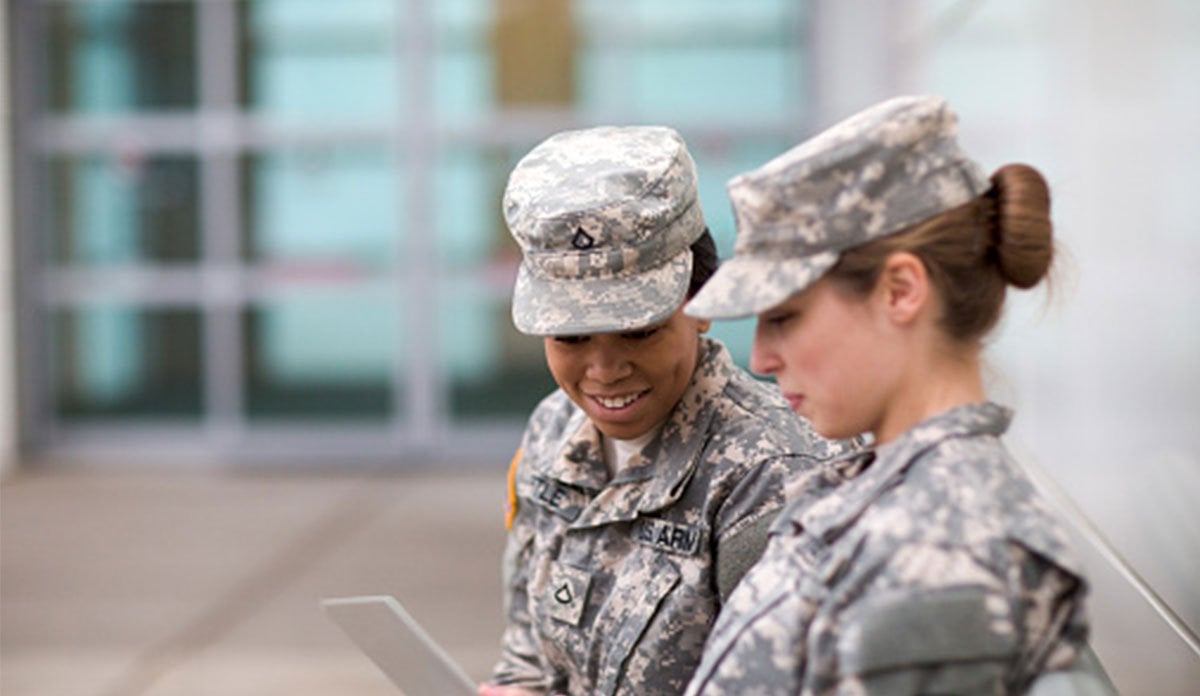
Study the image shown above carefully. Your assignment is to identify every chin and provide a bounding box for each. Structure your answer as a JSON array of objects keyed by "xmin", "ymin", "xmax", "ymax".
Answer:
[{"xmin": 810, "ymin": 418, "xmax": 855, "ymax": 442}]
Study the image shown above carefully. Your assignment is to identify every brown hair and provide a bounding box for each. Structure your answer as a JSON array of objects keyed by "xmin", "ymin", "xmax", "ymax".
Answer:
[
  {"xmin": 827, "ymin": 164, "xmax": 1054, "ymax": 342},
  {"xmin": 687, "ymin": 228, "xmax": 720, "ymax": 299}
]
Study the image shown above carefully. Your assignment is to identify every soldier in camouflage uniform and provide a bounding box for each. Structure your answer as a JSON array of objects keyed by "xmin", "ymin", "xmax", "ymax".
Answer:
[
  {"xmin": 682, "ymin": 96, "xmax": 1092, "ymax": 695},
  {"xmin": 480, "ymin": 126, "xmax": 854, "ymax": 696}
]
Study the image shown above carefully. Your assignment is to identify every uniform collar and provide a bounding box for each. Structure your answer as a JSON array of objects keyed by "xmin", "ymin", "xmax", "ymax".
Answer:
[
  {"xmin": 544, "ymin": 407, "xmax": 609, "ymax": 491},
  {"xmin": 566, "ymin": 338, "xmax": 731, "ymax": 528},
  {"xmin": 799, "ymin": 402, "xmax": 1012, "ymax": 543}
]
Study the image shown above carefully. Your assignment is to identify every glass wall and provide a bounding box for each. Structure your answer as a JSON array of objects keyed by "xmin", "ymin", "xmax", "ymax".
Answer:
[{"xmin": 18, "ymin": 0, "xmax": 814, "ymax": 460}]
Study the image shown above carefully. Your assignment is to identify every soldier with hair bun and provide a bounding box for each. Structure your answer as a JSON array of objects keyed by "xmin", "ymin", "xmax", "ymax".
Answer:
[
  {"xmin": 683, "ymin": 96, "xmax": 1095, "ymax": 695},
  {"xmin": 479, "ymin": 126, "xmax": 853, "ymax": 696}
]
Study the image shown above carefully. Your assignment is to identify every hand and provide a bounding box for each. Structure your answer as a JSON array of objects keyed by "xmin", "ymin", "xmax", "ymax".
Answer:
[{"xmin": 477, "ymin": 683, "xmax": 541, "ymax": 696}]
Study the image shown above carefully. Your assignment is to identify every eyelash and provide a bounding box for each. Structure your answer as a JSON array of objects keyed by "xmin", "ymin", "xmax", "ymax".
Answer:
[
  {"xmin": 621, "ymin": 327, "xmax": 659, "ymax": 340},
  {"xmin": 763, "ymin": 312, "xmax": 796, "ymax": 328},
  {"xmin": 552, "ymin": 327, "xmax": 660, "ymax": 345}
]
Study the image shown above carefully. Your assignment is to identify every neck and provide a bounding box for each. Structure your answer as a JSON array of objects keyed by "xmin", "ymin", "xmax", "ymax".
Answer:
[{"xmin": 874, "ymin": 343, "xmax": 985, "ymax": 445}]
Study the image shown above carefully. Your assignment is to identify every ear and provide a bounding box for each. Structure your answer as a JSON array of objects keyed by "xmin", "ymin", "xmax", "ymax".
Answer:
[
  {"xmin": 874, "ymin": 252, "xmax": 930, "ymax": 325},
  {"xmin": 695, "ymin": 318, "xmax": 712, "ymax": 334}
]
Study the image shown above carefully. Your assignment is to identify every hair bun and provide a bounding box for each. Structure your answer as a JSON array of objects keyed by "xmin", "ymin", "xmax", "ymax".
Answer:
[{"xmin": 990, "ymin": 164, "xmax": 1054, "ymax": 289}]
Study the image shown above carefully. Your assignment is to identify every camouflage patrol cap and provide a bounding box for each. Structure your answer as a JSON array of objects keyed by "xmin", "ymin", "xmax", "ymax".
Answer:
[
  {"xmin": 685, "ymin": 95, "xmax": 989, "ymax": 320},
  {"xmin": 505, "ymin": 125, "xmax": 706, "ymax": 336}
]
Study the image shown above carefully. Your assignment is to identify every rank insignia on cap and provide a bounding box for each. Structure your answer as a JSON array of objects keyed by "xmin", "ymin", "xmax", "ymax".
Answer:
[{"xmin": 571, "ymin": 227, "xmax": 595, "ymax": 250}]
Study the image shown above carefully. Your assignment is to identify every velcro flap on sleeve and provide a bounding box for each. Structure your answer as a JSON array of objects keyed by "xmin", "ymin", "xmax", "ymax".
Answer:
[{"xmin": 838, "ymin": 585, "xmax": 1016, "ymax": 675}]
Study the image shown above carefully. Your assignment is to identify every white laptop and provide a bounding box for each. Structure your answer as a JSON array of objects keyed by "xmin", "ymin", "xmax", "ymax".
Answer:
[{"xmin": 322, "ymin": 595, "xmax": 477, "ymax": 696}]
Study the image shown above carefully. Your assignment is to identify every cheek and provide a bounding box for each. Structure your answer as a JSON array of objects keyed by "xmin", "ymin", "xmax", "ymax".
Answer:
[
  {"xmin": 652, "ymin": 330, "xmax": 695, "ymax": 370},
  {"xmin": 785, "ymin": 328, "xmax": 861, "ymax": 399},
  {"xmin": 821, "ymin": 331, "xmax": 887, "ymax": 420},
  {"xmin": 542, "ymin": 346, "xmax": 576, "ymax": 390},
  {"xmin": 673, "ymin": 333, "xmax": 700, "ymax": 374},
  {"xmin": 783, "ymin": 333, "xmax": 834, "ymax": 376},
  {"xmin": 644, "ymin": 334, "xmax": 699, "ymax": 402}
]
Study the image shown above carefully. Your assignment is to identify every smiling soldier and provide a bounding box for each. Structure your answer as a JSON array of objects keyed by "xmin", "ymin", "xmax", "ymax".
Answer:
[{"xmin": 478, "ymin": 126, "xmax": 854, "ymax": 696}]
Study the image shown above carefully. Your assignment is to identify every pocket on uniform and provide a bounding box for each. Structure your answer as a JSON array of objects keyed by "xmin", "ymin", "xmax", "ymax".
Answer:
[{"xmin": 595, "ymin": 553, "xmax": 682, "ymax": 695}]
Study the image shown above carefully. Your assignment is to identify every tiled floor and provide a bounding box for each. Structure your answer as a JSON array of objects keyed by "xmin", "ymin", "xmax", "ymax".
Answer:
[{"xmin": 1, "ymin": 468, "xmax": 509, "ymax": 696}]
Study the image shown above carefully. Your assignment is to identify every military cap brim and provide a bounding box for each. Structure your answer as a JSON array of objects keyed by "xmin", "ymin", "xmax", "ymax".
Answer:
[
  {"xmin": 684, "ymin": 250, "xmax": 838, "ymax": 320},
  {"xmin": 512, "ymin": 248, "xmax": 693, "ymax": 336}
]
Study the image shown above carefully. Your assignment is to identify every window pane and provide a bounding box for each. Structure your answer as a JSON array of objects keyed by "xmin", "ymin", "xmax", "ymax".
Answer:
[
  {"xmin": 434, "ymin": 146, "xmax": 516, "ymax": 269},
  {"xmin": 53, "ymin": 307, "xmax": 203, "ymax": 420},
  {"xmin": 433, "ymin": 0, "xmax": 495, "ymax": 125},
  {"xmin": 241, "ymin": 147, "xmax": 401, "ymax": 266},
  {"xmin": 46, "ymin": 1, "xmax": 196, "ymax": 113},
  {"xmin": 442, "ymin": 293, "xmax": 556, "ymax": 421},
  {"xmin": 434, "ymin": 144, "xmax": 552, "ymax": 420},
  {"xmin": 239, "ymin": 0, "xmax": 400, "ymax": 122},
  {"xmin": 243, "ymin": 288, "xmax": 399, "ymax": 420},
  {"xmin": 579, "ymin": 0, "xmax": 799, "ymax": 26},
  {"xmin": 579, "ymin": 46, "xmax": 803, "ymax": 124},
  {"xmin": 45, "ymin": 154, "xmax": 199, "ymax": 265},
  {"xmin": 576, "ymin": 1, "xmax": 807, "ymax": 124}
]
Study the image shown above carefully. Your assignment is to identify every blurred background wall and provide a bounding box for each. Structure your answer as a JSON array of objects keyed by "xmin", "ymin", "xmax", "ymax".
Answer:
[{"xmin": 3, "ymin": 0, "xmax": 1198, "ymax": 685}]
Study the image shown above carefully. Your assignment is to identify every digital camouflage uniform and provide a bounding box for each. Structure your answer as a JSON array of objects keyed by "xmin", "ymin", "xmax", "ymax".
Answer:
[
  {"xmin": 684, "ymin": 403, "xmax": 1088, "ymax": 695},
  {"xmin": 493, "ymin": 338, "xmax": 853, "ymax": 695},
  {"xmin": 683, "ymin": 97, "xmax": 1092, "ymax": 694},
  {"xmin": 493, "ymin": 125, "xmax": 853, "ymax": 694}
]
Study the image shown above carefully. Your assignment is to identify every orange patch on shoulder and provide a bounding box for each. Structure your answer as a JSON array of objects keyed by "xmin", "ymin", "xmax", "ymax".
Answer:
[{"xmin": 505, "ymin": 448, "xmax": 522, "ymax": 530}]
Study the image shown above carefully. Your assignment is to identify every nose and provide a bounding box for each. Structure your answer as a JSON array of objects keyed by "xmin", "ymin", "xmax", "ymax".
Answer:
[
  {"xmin": 584, "ymin": 340, "xmax": 633, "ymax": 384},
  {"xmin": 749, "ymin": 322, "xmax": 780, "ymax": 377}
]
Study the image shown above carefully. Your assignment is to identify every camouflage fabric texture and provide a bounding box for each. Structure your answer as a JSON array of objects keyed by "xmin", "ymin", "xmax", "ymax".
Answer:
[
  {"xmin": 491, "ymin": 339, "xmax": 856, "ymax": 695},
  {"xmin": 686, "ymin": 94, "xmax": 990, "ymax": 320},
  {"xmin": 685, "ymin": 403, "xmax": 1090, "ymax": 696},
  {"xmin": 505, "ymin": 125, "xmax": 707, "ymax": 336}
]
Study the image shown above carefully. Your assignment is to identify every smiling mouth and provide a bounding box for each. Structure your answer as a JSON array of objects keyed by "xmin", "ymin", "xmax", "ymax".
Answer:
[{"xmin": 589, "ymin": 391, "xmax": 648, "ymax": 411}]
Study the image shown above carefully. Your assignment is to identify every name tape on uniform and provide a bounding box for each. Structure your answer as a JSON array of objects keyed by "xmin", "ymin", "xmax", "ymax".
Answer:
[
  {"xmin": 530, "ymin": 475, "xmax": 586, "ymax": 521},
  {"xmin": 633, "ymin": 518, "xmax": 705, "ymax": 556}
]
